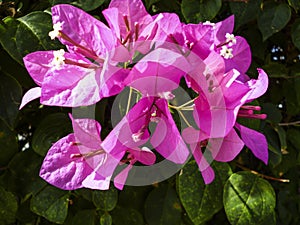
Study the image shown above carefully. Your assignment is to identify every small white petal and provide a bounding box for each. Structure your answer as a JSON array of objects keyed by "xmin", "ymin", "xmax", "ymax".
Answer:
[
  {"xmin": 51, "ymin": 49, "xmax": 66, "ymax": 68},
  {"xmin": 48, "ymin": 22, "xmax": 63, "ymax": 40}
]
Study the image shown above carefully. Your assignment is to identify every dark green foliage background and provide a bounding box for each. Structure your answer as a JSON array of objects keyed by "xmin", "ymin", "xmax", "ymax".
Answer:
[{"xmin": 0, "ymin": 0, "xmax": 299, "ymax": 224}]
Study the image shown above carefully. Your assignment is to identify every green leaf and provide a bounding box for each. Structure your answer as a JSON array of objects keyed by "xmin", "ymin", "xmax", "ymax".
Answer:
[
  {"xmin": 262, "ymin": 63, "xmax": 289, "ymax": 78},
  {"xmin": 32, "ymin": 113, "xmax": 72, "ymax": 156},
  {"xmin": 16, "ymin": 199, "xmax": 37, "ymax": 223},
  {"xmin": 100, "ymin": 213, "xmax": 112, "ymax": 225},
  {"xmin": 260, "ymin": 210, "xmax": 277, "ymax": 225},
  {"xmin": 7, "ymin": 149, "xmax": 46, "ymax": 197},
  {"xmin": 0, "ymin": 186, "xmax": 18, "ymax": 225},
  {"xmin": 111, "ymin": 206, "xmax": 144, "ymax": 225},
  {"xmin": 145, "ymin": 0, "xmax": 161, "ymax": 9},
  {"xmin": 261, "ymin": 103, "xmax": 282, "ymax": 123},
  {"xmin": 273, "ymin": 125, "xmax": 287, "ymax": 152},
  {"xmin": 92, "ymin": 187, "xmax": 118, "ymax": 211},
  {"xmin": 118, "ymin": 186, "xmax": 152, "ymax": 211},
  {"xmin": 51, "ymin": 0, "xmax": 105, "ymax": 11},
  {"xmin": 145, "ymin": 184, "xmax": 182, "ymax": 225},
  {"xmin": 237, "ymin": 100, "xmax": 261, "ymax": 131},
  {"xmin": 75, "ymin": 188, "xmax": 93, "ymax": 202},
  {"xmin": 0, "ymin": 49, "xmax": 34, "ymax": 88},
  {"xmin": 229, "ymin": 0, "xmax": 262, "ymax": 29},
  {"xmin": 178, "ymin": 161, "xmax": 232, "ymax": 224},
  {"xmin": 264, "ymin": 124, "xmax": 282, "ymax": 167},
  {"xmin": 292, "ymin": 19, "xmax": 300, "ymax": 51},
  {"xmin": 0, "ymin": 119, "xmax": 18, "ymax": 167},
  {"xmin": 283, "ymin": 79, "xmax": 300, "ymax": 116},
  {"xmin": 30, "ymin": 185, "xmax": 70, "ymax": 224},
  {"xmin": 0, "ymin": 12, "xmax": 60, "ymax": 64},
  {"xmin": 181, "ymin": 0, "xmax": 222, "ymax": 23},
  {"xmin": 288, "ymin": 0, "xmax": 300, "ymax": 12},
  {"xmin": 287, "ymin": 128, "xmax": 300, "ymax": 149},
  {"xmin": 0, "ymin": 73, "xmax": 22, "ymax": 128},
  {"xmin": 258, "ymin": 3, "xmax": 291, "ymax": 41},
  {"xmin": 72, "ymin": 210, "xmax": 96, "ymax": 225},
  {"xmin": 223, "ymin": 171, "xmax": 276, "ymax": 225}
]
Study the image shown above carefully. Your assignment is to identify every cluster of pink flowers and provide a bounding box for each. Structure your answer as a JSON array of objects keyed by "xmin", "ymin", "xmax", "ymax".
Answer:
[{"xmin": 20, "ymin": 0, "xmax": 269, "ymax": 190}]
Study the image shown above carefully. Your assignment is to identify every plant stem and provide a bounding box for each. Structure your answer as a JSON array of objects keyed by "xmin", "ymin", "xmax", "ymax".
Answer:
[{"xmin": 235, "ymin": 163, "xmax": 290, "ymax": 183}]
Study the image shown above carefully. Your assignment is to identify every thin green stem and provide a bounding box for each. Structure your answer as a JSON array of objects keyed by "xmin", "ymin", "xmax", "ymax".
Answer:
[
  {"xmin": 177, "ymin": 109, "xmax": 192, "ymax": 127},
  {"xmin": 278, "ymin": 121, "xmax": 300, "ymax": 126},
  {"xmin": 169, "ymin": 105, "xmax": 194, "ymax": 111},
  {"xmin": 235, "ymin": 163, "xmax": 290, "ymax": 183},
  {"xmin": 177, "ymin": 98, "xmax": 196, "ymax": 109},
  {"xmin": 126, "ymin": 87, "xmax": 133, "ymax": 114}
]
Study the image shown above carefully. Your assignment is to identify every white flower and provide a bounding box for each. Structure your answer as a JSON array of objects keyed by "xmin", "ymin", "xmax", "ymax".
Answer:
[
  {"xmin": 225, "ymin": 33, "xmax": 237, "ymax": 46},
  {"xmin": 220, "ymin": 46, "xmax": 233, "ymax": 59},
  {"xmin": 51, "ymin": 49, "xmax": 65, "ymax": 68},
  {"xmin": 49, "ymin": 22, "xmax": 63, "ymax": 40}
]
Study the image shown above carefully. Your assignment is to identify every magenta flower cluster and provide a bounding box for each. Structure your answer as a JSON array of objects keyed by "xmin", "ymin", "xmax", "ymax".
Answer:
[{"xmin": 20, "ymin": 0, "xmax": 269, "ymax": 190}]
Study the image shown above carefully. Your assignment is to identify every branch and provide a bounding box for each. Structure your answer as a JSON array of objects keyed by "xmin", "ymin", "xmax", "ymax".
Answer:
[{"xmin": 235, "ymin": 163, "xmax": 290, "ymax": 183}]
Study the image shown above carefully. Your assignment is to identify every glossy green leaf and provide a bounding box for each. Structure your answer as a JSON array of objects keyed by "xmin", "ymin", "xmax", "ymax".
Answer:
[
  {"xmin": 111, "ymin": 206, "xmax": 144, "ymax": 225},
  {"xmin": 32, "ymin": 113, "xmax": 72, "ymax": 156},
  {"xmin": 0, "ymin": 11, "xmax": 60, "ymax": 64},
  {"xmin": 258, "ymin": 3, "xmax": 291, "ymax": 41},
  {"xmin": 100, "ymin": 213, "xmax": 112, "ymax": 225},
  {"xmin": 0, "ymin": 73, "xmax": 22, "ymax": 128},
  {"xmin": 30, "ymin": 185, "xmax": 70, "ymax": 224},
  {"xmin": 51, "ymin": 0, "xmax": 105, "ymax": 11},
  {"xmin": 292, "ymin": 19, "xmax": 300, "ymax": 51},
  {"xmin": 0, "ymin": 186, "xmax": 18, "ymax": 225},
  {"xmin": 92, "ymin": 187, "xmax": 118, "ymax": 211},
  {"xmin": 72, "ymin": 210, "xmax": 96, "ymax": 225},
  {"xmin": 145, "ymin": 184, "xmax": 182, "ymax": 225},
  {"xmin": 181, "ymin": 0, "xmax": 222, "ymax": 23},
  {"xmin": 223, "ymin": 172, "xmax": 276, "ymax": 225},
  {"xmin": 229, "ymin": 0, "xmax": 262, "ymax": 29},
  {"xmin": 0, "ymin": 119, "xmax": 18, "ymax": 167},
  {"xmin": 178, "ymin": 161, "xmax": 232, "ymax": 224}
]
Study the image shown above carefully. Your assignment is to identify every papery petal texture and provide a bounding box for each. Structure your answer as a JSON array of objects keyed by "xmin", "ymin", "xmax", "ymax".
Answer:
[
  {"xmin": 208, "ymin": 129, "xmax": 244, "ymax": 162},
  {"xmin": 40, "ymin": 134, "xmax": 95, "ymax": 190},
  {"xmin": 190, "ymin": 143, "xmax": 215, "ymax": 184},
  {"xmin": 246, "ymin": 68, "xmax": 269, "ymax": 102},
  {"xmin": 235, "ymin": 123, "xmax": 268, "ymax": 164},
  {"xmin": 71, "ymin": 115, "xmax": 102, "ymax": 149},
  {"xmin": 104, "ymin": 0, "xmax": 152, "ymax": 38},
  {"xmin": 19, "ymin": 87, "xmax": 41, "ymax": 109},
  {"xmin": 52, "ymin": 4, "xmax": 115, "ymax": 57},
  {"xmin": 151, "ymin": 98, "xmax": 189, "ymax": 164}
]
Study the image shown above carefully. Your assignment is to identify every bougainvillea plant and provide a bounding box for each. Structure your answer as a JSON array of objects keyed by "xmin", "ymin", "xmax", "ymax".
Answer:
[{"xmin": 20, "ymin": 0, "xmax": 269, "ymax": 190}]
